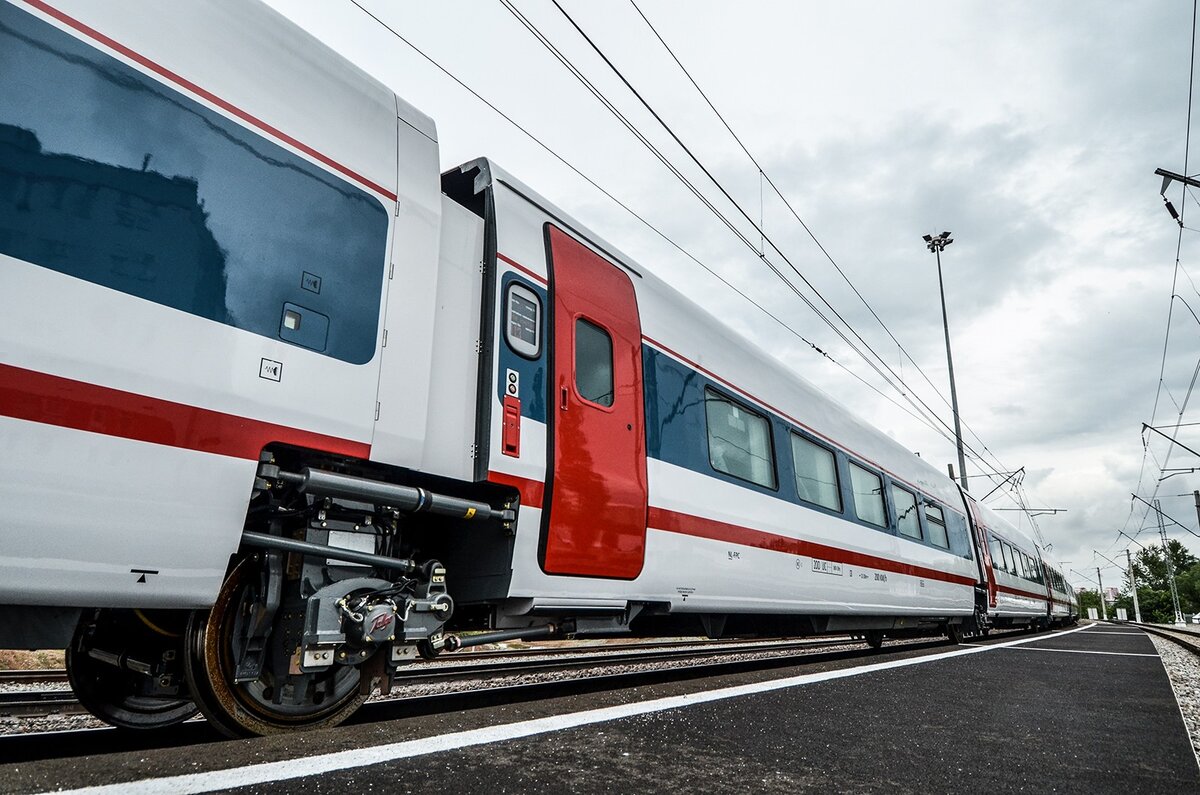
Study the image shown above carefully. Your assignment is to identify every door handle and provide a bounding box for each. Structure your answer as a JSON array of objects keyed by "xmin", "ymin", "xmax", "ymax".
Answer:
[{"xmin": 560, "ymin": 386, "xmax": 568, "ymax": 411}]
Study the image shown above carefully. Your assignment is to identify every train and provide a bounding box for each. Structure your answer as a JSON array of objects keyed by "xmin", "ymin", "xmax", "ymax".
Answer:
[{"xmin": 0, "ymin": 0, "xmax": 1077, "ymax": 736}]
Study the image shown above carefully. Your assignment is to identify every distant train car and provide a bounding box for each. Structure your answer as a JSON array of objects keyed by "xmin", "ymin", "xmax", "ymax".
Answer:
[
  {"xmin": 1043, "ymin": 563, "xmax": 1078, "ymax": 627},
  {"xmin": 969, "ymin": 500, "xmax": 1055, "ymax": 630},
  {"xmin": 0, "ymin": 0, "xmax": 1059, "ymax": 737}
]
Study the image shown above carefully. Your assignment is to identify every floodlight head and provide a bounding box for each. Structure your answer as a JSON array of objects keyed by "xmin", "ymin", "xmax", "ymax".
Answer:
[
  {"xmin": 922, "ymin": 234, "xmax": 933, "ymax": 243},
  {"xmin": 940, "ymin": 231, "xmax": 951, "ymax": 239},
  {"xmin": 944, "ymin": 237, "xmax": 954, "ymax": 246}
]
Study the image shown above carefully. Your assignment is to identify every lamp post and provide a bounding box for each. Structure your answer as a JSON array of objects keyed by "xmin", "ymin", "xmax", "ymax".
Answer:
[{"xmin": 923, "ymin": 231, "xmax": 968, "ymax": 492}]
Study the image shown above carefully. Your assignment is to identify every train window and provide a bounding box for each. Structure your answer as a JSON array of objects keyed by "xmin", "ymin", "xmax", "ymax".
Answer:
[
  {"xmin": 1002, "ymin": 542, "xmax": 1017, "ymax": 576},
  {"xmin": 790, "ymin": 434, "xmax": 841, "ymax": 511},
  {"xmin": 705, "ymin": 390, "xmax": 776, "ymax": 488},
  {"xmin": 505, "ymin": 282, "xmax": 542, "ymax": 358},
  {"xmin": 574, "ymin": 319, "xmax": 614, "ymax": 407},
  {"xmin": 892, "ymin": 486, "xmax": 921, "ymax": 540},
  {"xmin": 0, "ymin": 7, "xmax": 390, "ymax": 364},
  {"xmin": 989, "ymin": 535, "xmax": 1005, "ymax": 571},
  {"xmin": 997, "ymin": 540, "xmax": 1011, "ymax": 574},
  {"xmin": 925, "ymin": 504, "xmax": 949, "ymax": 548},
  {"xmin": 848, "ymin": 463, "xmax": 887, "ymax": 528}
]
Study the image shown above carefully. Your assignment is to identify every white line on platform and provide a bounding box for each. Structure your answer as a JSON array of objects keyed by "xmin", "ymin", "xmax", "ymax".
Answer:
[
  {"xmin": 961, "ymin": 644, "xmax": 1158, "ymax": 658},
  {"xmin": 49, "ymin": 624, "xmax": 1095, "ymax": 795},
  {"xmin": 1076, "ymin": 631, "xmax": 1147, "ymax": 636}
]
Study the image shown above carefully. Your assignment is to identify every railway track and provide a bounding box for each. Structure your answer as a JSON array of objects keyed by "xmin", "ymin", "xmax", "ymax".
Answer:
[
  {"xmin": 0, "ymin": 636, "xmax": 851, "ymax": 721},
  {"xmin": 1129, "ymin": 622, "xmax": 1200, "ymax": 655},
  {"xmin": 0, "ymin": 669, "xmax": 68, "ymax": 684}
]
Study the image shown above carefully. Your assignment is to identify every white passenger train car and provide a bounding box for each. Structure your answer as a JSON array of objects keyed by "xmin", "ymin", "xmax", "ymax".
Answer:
[{"xmin": 0, "ymin": 0, "xmax": 1064, "ymax": 736}]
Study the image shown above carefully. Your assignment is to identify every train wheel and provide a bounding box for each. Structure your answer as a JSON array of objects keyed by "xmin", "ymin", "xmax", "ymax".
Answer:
[
  {"xmin": 946, "ymin": 624, "xmax": 963, "ymax": 645},
  {"xmin": 865, "ymin": 630, "xmax": 884, "ymax": 650},
  {"xmin": 183, "ymin": 557, "xmax": 368, "ymax": 737},
  {"xmin": 66, "ymin": 609, "xmax": 198, "ymax": 730}
]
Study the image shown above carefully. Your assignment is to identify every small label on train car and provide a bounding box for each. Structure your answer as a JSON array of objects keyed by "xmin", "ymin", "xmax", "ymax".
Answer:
[{"xmin": 811, "ymin": 558, "xmax": 843, "ymax": 576}]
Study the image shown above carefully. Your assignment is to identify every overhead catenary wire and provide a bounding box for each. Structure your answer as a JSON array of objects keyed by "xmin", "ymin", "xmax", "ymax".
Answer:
[
  {"xmin": 518, "ymin": 0, "xmax": 1022, "ymax": 492},
  {"xmin": 1116, "ymin": 0, "xmax": 1200, "ymax": 552},
  {"xmin": 343, "ymin": 0, "xmax": 953, "ymax": 438},
  {"xmin": 626, "ymin": 0, "xmax": 1018, "ymax": 489},
  {"xmin": 350, "ymin": 0, "xmax": 1041, "ymax": 510},
  {"xmin": 494, "ymin": 0, "xmax": 990, "ymax": 455}
]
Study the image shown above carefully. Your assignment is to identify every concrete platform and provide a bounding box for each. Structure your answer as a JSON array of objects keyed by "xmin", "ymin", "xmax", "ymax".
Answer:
[{"xmin": 5, "ymin": 624, "xmax": 1198, "ymax": 794}]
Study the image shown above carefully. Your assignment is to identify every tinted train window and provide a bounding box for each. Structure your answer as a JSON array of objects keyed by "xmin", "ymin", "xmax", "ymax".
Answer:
[
  {"xmin": 0, "ymin": 6, "xmax": 389, "ymax": 364},
  {"xmin": 925, "ymin": 504, "xmax": 949, "ymax": 548},
  {"xmin": 848, "ymin": 463, "xmax": 887, "ymax": 528},
  {"xmin": 892, "ymin": 486, "xmax": 921, "ymax": 540},
  {"xmin": 791, "ymin": 433, "xmax": 840, "ymax": 511},
  {"xmin": 705, "ymin": 390, "xmax": 776, "ymax": 489},
  {"xmin": 1001, "ymin": 542, "xmax": 1017, "ymax": 576},
  {"xmin": 574, "ymin": 319, "xmax": 613, "ymax": 406},
  {"xmin": 989, "ymin": 536, "xmax": 1005, "ymax": 570}
]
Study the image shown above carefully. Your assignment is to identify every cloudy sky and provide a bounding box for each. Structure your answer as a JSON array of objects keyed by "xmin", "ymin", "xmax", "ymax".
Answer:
[{"xmin": 267, "ymin": 0, "xmax": 1200, "ymax": 590}]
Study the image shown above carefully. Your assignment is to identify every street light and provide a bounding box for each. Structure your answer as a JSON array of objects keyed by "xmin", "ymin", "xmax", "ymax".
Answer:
[{"xmin": 923, "ymin": 231, "xmax": 968, "ymax": 492}]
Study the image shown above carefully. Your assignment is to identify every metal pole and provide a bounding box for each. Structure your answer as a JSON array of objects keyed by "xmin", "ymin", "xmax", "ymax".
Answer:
[
  {"xmin": 931, "ymin": 239, "xmax": 968, "ymax": 492},
  {"xmin": 1095, "ymin": 567, "xmax": 1108, "ymax": 621},
  {"xmin": 1155, "ymin": 498, "xmax": 1186, "ymax": 625},
  {"xmin": 1126, "ymin": 548, "xmax": 1143, "ymax": 623}
]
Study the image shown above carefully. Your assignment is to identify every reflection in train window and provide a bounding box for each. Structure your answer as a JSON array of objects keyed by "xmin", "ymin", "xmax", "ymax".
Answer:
[
  {"xmin": 705, "ymin": 389, "xmax": 776, "ymax": 489},
  {"xmin": 0, "ymin": 5, "xmax": 388, "ymax": 363},
  {"xmin": 893, "ymin": 485, "xmax": 922, "ymax": 540},
  {"xmin": 791, "ymin": 433, "xmax": 840, "ymax": 511},
  {"xmin": 925, "ymin": 503, "xmax": 949, "ymax": 548},
  {"xmin": 849, "ymin": 463, "xmax": 887, "ymax": 528},
  {"xmin": 574, "ymin": 318, "xmax": 613, "ymax": 407}
]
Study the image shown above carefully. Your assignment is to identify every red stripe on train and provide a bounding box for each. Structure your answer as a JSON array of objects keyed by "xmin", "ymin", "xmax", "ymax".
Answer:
[
  {"xmin": 497, "ymin": 253, "xmax": 549, "ymax": 285},
  {"xmin": 484, "ymin": 472, "xmax": 977, "ymax": 587},
  {"xmin": 20, "ymin": 0, "xmax": 397, "ymax": 202},
  {"xmin": 650, "ymin": 507, "xmax": 978, "ymax": 587},
  {"xmin": 0, "ymin": 362, "xmax": 371, "ymax": 461},
  {"xmin": 995, "ymin": 583, "xmax": 1051, "ymax": 602},
  {"xmin": 488, "ymin": 470, "xmax": 545, "ymax": 509}
]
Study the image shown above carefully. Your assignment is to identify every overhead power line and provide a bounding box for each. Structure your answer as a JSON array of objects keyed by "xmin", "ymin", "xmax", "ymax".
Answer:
[
  {"xmin": 523, "ymin": 0, "xmax": 1021, "ymax": 488},
  {"xmin": 344, "ymin": 0, "xmax": 950, "ymax": 436}
]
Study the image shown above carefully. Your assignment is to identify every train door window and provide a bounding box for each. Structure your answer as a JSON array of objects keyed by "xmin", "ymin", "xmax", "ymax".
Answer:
[
  {"xmin": 892, "ymin": 486, "xmax": 921, "ymax": 540},
  {"xmin": 791, "ymin": 433, "xmax": 840, "ymax": 510},
  {"xmin": 848, "ymin": 463, "xmax": 887, "ymax": 528},
  {"xmin": 705, "ymin": 390, "xmax": 776, "ymax": 488},
  {"xmin": 505, "ymin": 282, "xmax": 542, "ymax": 358},
  {"xmin": 925, "ymin": 503, "xmax": 949, "ymax": 548},
  {"xmin": 574, "ymin": 318, "xmax": 614, "ymax": 407}
]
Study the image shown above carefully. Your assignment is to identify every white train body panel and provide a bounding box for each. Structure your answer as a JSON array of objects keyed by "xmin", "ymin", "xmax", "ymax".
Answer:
[{"xmin": 0, "ymin": 0, "xmax": 453, "ymax": 606}]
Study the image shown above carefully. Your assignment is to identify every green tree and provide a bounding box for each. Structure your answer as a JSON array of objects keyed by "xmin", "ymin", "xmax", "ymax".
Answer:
[
  {"xmin": 1122, "ymin": 540, "xmax": 1200, "ymax": 621},
  {"xmin": 1077, "ymin": 588, "xmax": 1104, "ymax": 618}
]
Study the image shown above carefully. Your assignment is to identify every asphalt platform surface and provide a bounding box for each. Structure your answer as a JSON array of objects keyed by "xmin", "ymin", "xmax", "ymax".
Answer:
[{"xmin": 4, "ymin": 624, "xmax": 1197, "ymax": 794}]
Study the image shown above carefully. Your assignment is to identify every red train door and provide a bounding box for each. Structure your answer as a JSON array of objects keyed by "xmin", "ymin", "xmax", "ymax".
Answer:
[
  {"xmin": 967, "ymin": 499, "xmax": 998, "ymax": 607},
  {"xmin": 541, "ymin": 225, "xmax": 647, "ymax": 579}
]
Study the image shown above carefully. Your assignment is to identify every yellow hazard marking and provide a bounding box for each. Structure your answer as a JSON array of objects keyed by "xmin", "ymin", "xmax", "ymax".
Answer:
[{"xmin": 465, "ymin": 507, "xmax": 476, "ymax": 519}]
